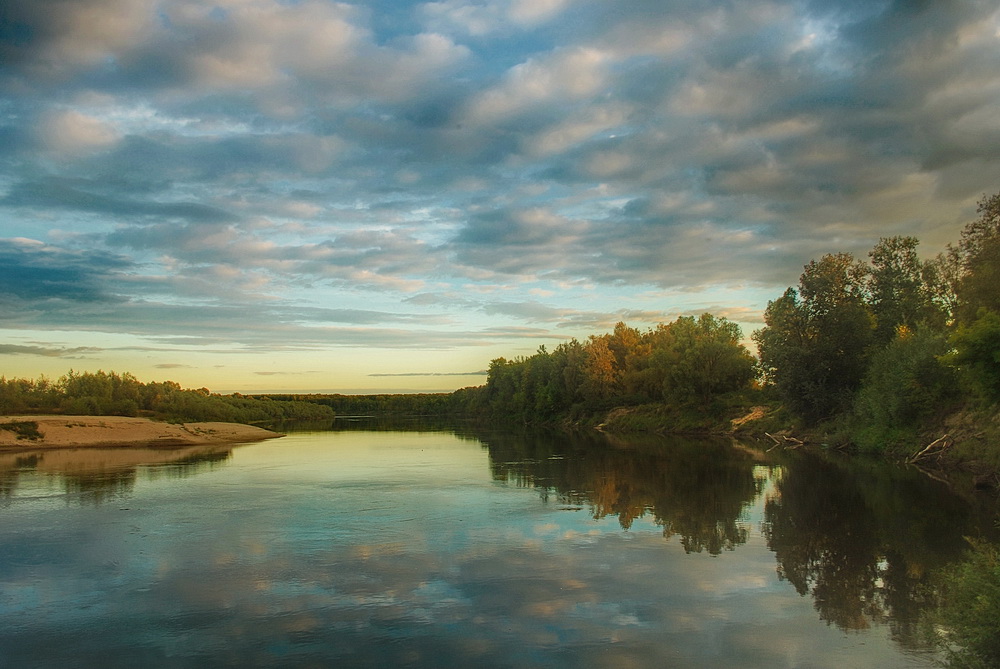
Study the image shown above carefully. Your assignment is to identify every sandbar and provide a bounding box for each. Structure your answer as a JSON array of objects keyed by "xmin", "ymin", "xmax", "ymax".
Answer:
[{"xmin": 0, "ymin": 415, "xmax": 283, "ymax": 450}]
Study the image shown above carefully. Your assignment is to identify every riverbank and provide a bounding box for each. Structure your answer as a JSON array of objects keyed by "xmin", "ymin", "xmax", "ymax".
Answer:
[{"xmin": 0, "ymin": 415, "xmax": 283, "ymax": 449}]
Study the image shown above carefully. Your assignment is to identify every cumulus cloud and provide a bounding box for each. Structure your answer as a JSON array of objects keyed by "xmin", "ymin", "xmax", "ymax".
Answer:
[
  {"xmin": 461, "ymin": 47, "xmax": 612, "ymax": 128},
  {"xmin": 36, "ymin": 109, "xmax": 120, "ymax": 154},
  {"xmin": 419, "ymin": 0, "xmax": 570, "ymax": 37},
  {"xmin": 0, "ymin": 0, "xmax": 157, "ymax": 80},
  {"xmin": 2, "ymin": 0, "xmax": 1000, "ymax": 387}
]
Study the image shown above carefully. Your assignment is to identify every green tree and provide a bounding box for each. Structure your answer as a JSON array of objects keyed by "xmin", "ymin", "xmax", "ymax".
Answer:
[
  {"xmin": 660, "ymin": 314, "xmax": 756, "ymax": 404},
  {"xmin": 851, "ymin": 327, "xmax": 958, "ymax": 452},
  {"xmin": 946, "ymin": 309, "xmax": 1000, "ymax": 402},
  {"xmin": 755, "ymin": 253, "xmax": 874, "ymax": 424},
  {"xmin": 867, "ymin": 236, "xmax": 945, "ymax": 344},
  {"xmin": 555, "ymin": 339, "xmax": 588, "ymax": 409},
  {"xmin": 955, "ymin": 192, "xmax": 1000, "ymax": 322}
]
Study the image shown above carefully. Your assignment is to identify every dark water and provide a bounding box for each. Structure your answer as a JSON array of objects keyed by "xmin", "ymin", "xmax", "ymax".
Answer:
[{"xmin": 0, "ymin": 424, "xmax": 996, "ymax": 668}]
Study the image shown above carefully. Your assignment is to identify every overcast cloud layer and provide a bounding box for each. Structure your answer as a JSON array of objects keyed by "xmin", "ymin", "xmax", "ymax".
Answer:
[{"xmin": 2, "ymin": 0, "xmax": 999, "ymax": 391}]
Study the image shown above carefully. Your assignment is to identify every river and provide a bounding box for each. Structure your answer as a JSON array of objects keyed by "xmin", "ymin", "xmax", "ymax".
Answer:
[{"xmin": 1, "ymin": 422, "xmax": 996, "ymax": 667}]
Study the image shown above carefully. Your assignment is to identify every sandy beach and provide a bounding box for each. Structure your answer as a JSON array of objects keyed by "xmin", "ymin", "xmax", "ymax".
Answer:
[{"xmin": 0, "ymin": 415, "xmax": 283, "ymax": 450}]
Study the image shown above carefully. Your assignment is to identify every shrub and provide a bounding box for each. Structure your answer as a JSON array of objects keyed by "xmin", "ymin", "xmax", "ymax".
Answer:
[
  {"xmin": 851, "ymin": 328, "xmax": 958, "ymax": 453},
  {"xmin": 935, "ymin": 539, "xmax": 1000, "ymax": 668}
]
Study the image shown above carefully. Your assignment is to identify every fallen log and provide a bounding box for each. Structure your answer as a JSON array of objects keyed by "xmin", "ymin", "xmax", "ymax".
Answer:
[
  {"xmin": 764, "ymin": 432, "xmax": 805, "ymax": 451},
  {"xmin": 906, "ymin": 434, "xmax": 951, "ymax": 464}
]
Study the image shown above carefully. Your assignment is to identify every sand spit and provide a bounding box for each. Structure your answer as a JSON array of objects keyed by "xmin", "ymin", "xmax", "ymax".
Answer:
[{"xmin": 0, "ymin": 415, "xmax": 283, "ymax": 450}]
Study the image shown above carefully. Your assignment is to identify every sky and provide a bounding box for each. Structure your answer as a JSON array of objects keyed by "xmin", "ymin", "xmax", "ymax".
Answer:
[{"xmin": 1, "ymin": 0, "xmax": 999, "ymax": 393}]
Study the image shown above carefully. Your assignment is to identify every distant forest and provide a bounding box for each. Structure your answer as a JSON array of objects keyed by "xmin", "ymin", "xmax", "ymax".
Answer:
[
  {"xmin": 0, "ymin": 370, "xmax": 334, "ymax": 424},
  {"xmin": 3, "ymin": 191, "xmax": 1000, "ymax": 460}
]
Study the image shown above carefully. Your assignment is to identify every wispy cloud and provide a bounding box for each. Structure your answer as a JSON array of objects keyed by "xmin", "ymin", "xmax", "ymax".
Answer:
[{"xmin": 0, "ymin": 344, "xmax": 102, "ymax": 358}]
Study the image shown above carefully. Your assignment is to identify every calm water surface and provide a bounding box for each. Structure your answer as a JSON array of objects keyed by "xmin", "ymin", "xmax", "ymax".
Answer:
[{"xmin": 1, "ymin": 424, "xmax": 995, "ymax": 668}]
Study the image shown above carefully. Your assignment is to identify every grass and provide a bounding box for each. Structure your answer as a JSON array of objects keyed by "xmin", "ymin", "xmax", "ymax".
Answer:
[{"xmin": 0, "ymin": 420, "xmax": 42, "ymax": 441}]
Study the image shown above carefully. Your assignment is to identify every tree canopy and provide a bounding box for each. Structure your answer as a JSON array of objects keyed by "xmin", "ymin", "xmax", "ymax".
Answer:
[{"xmin": 479, "ymin": 314, "xmax": 757, "ymax": 424}]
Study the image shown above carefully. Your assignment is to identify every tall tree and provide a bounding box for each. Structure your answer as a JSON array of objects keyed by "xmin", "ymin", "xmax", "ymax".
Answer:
[
  {"xmin": 660, "ymin": 314, "xmax": 757, "ymax": 404},
  {"xmin": 582, "ymin": 334, "xmax": 618, "ymax": 403},
  {"xmin": 755, "ymin": 254, "xmax": 874, "ymax": 424},
  {"xmin": 867, "ymin": 236, "xmax": 944, "ymax": 344},
  {"xmin": 955, "ymin": 191, "xmax": 1000, "ymax": 321}
]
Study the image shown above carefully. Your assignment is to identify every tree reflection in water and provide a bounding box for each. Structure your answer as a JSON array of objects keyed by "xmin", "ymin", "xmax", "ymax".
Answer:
[
  {"xmin": 479, "ymin": 429, "xmax": 766, "ymax": 555},
  {"xmin": 8, "ymin": 418, "xmax": 990, "ymax": 652},
  {"xmin": 473, "ymin": 425, "xmax": 997, "ymax": 647},
  {"xmin": 762, "ymin": 449, "xmax": 995, "ymax": 644},
  {"xmin": 0, "ymin": 447, "xmax": 233, "ymax": 506}
]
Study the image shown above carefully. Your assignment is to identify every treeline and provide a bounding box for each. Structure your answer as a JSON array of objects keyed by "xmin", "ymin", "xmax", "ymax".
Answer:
[
  {"xmin": 465, "ymin": 314, "xmax": 757, "ymax": 425},
  {"xmin": 262, "ymin": 392, "xmax": 457, "ymax": 416},
  {"xmin": 0, "ymin": 370, "xmax": 334, "ymax": 424},
  {"xmin": 266, "ymin": 314, "xmax": 758, "ymax": 426},
  {"xmin": 440, "ymin": 190, "xmax": 1000, "ymax": 453},
  {"xmin": 755, "ymin": 191, "xmax": 1000, "ymax": 454}
]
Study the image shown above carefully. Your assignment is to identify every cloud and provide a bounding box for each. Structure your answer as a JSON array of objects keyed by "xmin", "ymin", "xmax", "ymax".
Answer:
[
  {"xmin": 461, "ymin": 47, "xmax": 611, "ymax": 128},
  {"xmin": 2, "ymin": 178, "xmax": 237, "ymax": 224},
  {"xmin": 0, "ymin": 0, "xmax": 157, "ymax": 80},
  {"xmin": 2, "ymin": 0, "xmax": 1000, "ymax": 387},
  {"xmin": 0, "ymin": 237, "xmax": 131, "ymax": 303},
  {"xmin": 419, "ymin": 0, "xmax": 570, "ymax": 37},
  {"xmin": 36, "ymin": 109, "xmax": 120, "ymax": 154},
  {"xmin": 0, "ymin": 344, "xmax": 102, "ymax": 357}
]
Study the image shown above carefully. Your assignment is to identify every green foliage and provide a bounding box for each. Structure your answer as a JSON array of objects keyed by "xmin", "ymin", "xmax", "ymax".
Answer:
[
  {"xmin": 954, "ymin": 192, "xmax": 1000, "ymax": 322},
  {"xmin": 0, "ymin": 371, "xmax": 335, "ymax": 424},
  {"xmin": 935, "ymin": 539, "xmax": 1000, "ymax": 668},
  {"xmin": 658, "ymin": 314, "xmax": 757, "ymax": 404},
  {"xmin": 0, "ymin": 420, "xmax": 42, "ymax": 441},
  {"xmin": 57, "ymin": 369, "xmax": 143, "ymax": 417},
  {"xmin": 598, "ymin": 401, "xmax": 738, "ymax": 434},
  {"xmin": 0, "ymin": 375, "xmax": 59, "ymax": 414},
  {"xmin": 264, "ymin": 391, "xmax": 467, "ymax": 417},
  {"xmin": 479, "ymin": 315, "xmax": 757, "ymax": 425},
  {"xmin": 867, "ymin": 236, "xmax": 946, "ymax": 344},
  {"xmin": 851, "ymin": 328, "xmax": 958, "ymax": 453},
  {"xmin": 946, "ymin": 310, "xmax": 1000, "ymax": 403},
  {"xmin": 752, "ymin": 190, "xmax": 1000, "ymax": 465},
  {"xmin": 755, "ymin": 254, "xmax": 874, "ymax": 425}
]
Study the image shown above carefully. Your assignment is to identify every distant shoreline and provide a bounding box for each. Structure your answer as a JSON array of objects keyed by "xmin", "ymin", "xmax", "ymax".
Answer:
[{"xmin": 0, "ymin": 415, "xmax": 283, "ymax": 450}]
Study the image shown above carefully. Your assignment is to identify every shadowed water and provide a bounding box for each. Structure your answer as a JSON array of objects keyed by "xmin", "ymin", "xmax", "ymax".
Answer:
[{"xmin": 0, "ymin": 424, "xmax": 994, "ymax": 667}]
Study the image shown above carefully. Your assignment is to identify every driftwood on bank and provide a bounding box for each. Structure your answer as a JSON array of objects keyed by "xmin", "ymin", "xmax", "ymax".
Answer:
[
  {"xmin": 906, "ymin": 434, "xmax": 951, "ymax": 464},
  {"xmin": 764, "ymin": 432, "xmax": 805, "ymax": 451}
]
